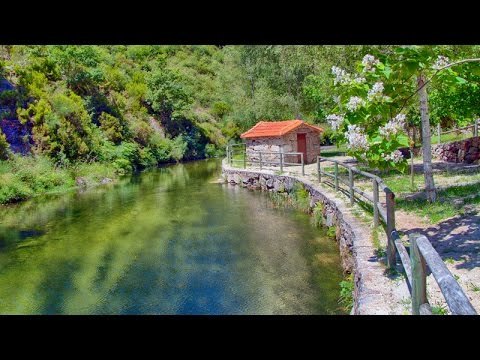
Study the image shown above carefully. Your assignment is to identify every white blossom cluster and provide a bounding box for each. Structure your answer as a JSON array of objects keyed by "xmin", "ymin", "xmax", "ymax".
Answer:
[
  {"xmin": 362, "ymin": 54, "xmax": 380, "ymax": 72},
  {"xmin": 346, "ymin": 96, "xmax": 365, "ymax": 111},
  {"xmin": 354, "ymin": 76, "xmax": 366, "ymax": 84},
  {"xmin": 345, "ymin": 125, "xmax": 369, "ymax": 151},
  {"xmin": 326, "ymin": 114, "xmax": 344, "ymax": 131},
  {"xmin": 331, "ymin": 66, "xmax": 352, "ymax": 85},
  {"xmin": 379, "ymin": 113, "xmax": 406, "ymax": 138},
  {"xmin": 367, "ymin": 81, "xmax": 385, "ymax": 101},
  {"xmin": 432, "ymin": 55, "xmax": 450, "ymax": 70},
  {"xmin": 382, "ymin": 150, "xmax": 404, "ymax": 163}
]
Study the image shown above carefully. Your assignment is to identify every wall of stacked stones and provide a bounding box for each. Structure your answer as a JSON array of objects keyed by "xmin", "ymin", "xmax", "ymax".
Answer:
[
  {"xmin": 245, "ymin": 125, "xmax": 321, "ymax": 165},
  {"xmin": 432, "ymin": 136, "xmax": 480, "ymax": 164},
  {"xmin": 222, "ymin": 169, "xmax": 354, "ymax": 273}
]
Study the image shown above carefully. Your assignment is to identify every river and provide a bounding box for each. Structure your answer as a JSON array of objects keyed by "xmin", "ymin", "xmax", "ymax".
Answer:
[{"xmin": 0, "ymin": 159, "xmax": 345, "ymax": 314}]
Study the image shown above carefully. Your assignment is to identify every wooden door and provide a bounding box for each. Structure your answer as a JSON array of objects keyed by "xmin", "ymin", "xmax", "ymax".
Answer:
[{"xmin": 297, "ymin": 133, "xmax": 307, "ymax": 163}]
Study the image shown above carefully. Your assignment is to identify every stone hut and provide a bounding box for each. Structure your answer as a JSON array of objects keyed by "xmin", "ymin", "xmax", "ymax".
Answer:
[{"xmin": 240, "ymin": 120, "xmax": 323, "ymax": 165}]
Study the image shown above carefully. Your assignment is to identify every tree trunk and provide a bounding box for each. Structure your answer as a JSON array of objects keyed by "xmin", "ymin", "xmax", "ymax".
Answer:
[{"xmin": 417, "ymin": 73, "xmax": 437, "ymax": 202}]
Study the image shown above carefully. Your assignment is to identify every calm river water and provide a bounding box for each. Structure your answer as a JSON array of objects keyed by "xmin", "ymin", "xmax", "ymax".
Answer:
[{"xmin": 0, "ymin": 159, "xmax": 344, "ymax": 314}]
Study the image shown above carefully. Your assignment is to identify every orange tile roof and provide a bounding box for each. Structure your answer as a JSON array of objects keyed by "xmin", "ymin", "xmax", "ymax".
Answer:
[{"xmin": 240, "ymin": 120, "xmax": 323, "ymax": 139}]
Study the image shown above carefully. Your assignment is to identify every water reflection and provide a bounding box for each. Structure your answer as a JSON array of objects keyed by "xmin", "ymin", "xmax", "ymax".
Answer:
[{"xmin": 0, "ymin": 159, "xmax": 344, "ymax": 314}]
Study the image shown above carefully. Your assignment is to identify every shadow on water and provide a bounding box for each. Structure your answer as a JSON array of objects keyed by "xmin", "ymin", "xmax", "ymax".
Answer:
[{"xmin": 0, "ymin": 159, "xmax": 344, "ymax": 314}]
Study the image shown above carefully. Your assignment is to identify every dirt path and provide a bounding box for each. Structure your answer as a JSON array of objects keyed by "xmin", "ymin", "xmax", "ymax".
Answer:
[{"xmin": 396, "ymin": 208, "xmax": 480, "ymax": 313}]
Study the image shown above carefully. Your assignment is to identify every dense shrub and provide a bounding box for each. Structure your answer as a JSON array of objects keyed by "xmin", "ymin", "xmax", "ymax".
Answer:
[
  {"xmin": 99, "ymin": 112, "xmax": 123, "ymax": 144},
  {"xmin": 0, "ymin": 128, "xmax": 10, "ymax": 160}
]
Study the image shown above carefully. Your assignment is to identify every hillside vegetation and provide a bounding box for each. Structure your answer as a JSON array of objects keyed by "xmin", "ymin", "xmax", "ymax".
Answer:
[{"xmin": 2, "ymin": 45, "xmax": 479, "ymax": 204}]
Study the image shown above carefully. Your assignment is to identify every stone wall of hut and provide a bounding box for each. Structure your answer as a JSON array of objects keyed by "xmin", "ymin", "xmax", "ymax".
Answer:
[{"xmin": 245, "ymin": 124, "xmax": 321, "ymax": 165}]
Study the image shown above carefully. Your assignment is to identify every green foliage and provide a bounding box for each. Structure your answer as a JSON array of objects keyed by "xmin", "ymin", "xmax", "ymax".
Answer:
[
  {"xmin": 290, "ymin": 182, "xmax": 311, "ymax": 213},
  {"xmin": 431, "ymin": 303, "xmax": 448, "ymax": 315},
  {"xmin": 0, "ymin": 155, "xmax": 71, "ymax": 203},
  {"xmin": 0, "ymin": 128, "xmax": 11, "ymax": 160},
  {"xmin": 211, "ymin": 101, "xmax": 231, "ymax": 119},
  {"xmin": 99, "ymin": 112, "xmax": 124, "ymax": 144},
  {"xmin": 5, "ymin": 44, "xmax": 480, "ymax": 203},
  {"xmin": 0, "ymin": 154, "xmax": 118, "ymax": 204},
  {"xmin": 312, "ymin": 202, "xmax": 324, "ymax": 227},
  {"xmin": 170, "ymin": 135, "xmax": 188, "ymax": 162},
  {"xmin": 146, "ymin": 66, "xmax": 191, "ymax": 118},
  {"xmin": 327, "ymin": 226, "xmax": 336, "ymax": 238},
  {"xmin": 321, "ymin": 46, "xmax": 480, "ymax": 173},
  {"xmin": 338, "ymin": 273, "xmax": 354, "ymax": 312},
  {"xmin": 204, "ymin": 143, "xmax": 219, "ymax": 158},
  {"xmin": 468, "ymin": 282, "xmax": 480, "ymax": 292}
]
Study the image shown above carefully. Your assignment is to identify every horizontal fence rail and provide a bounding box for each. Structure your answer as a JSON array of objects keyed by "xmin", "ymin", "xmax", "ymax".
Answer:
[
  {"xmin": 435, "ymin": 119, "xmax": 479, "ymax": 145},
  {"xmin": 226, "ymin": 144, "xmax": 305, "ymax": 175}
]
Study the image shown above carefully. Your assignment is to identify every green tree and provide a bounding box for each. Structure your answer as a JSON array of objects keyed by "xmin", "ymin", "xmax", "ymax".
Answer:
[
  {"xmin": 0, "ymin": 128, "xmax": 10, "ymax": 160},
  {"xmin": 146, "ymin": 66, "xmax": 191, "ymax": 119}
]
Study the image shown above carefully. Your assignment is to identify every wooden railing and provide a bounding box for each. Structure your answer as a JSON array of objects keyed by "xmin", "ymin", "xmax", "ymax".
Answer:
[
  {"xmin": 317, "ymin": 156, "xmax": 477, "ymax": 315},
  {"xmin": 226, "ymin": 144, "xmax": 305, "ymax": 175},
  {"xmin": 434, "ymin": 119, "xmax": 479, "ymax": 145}
]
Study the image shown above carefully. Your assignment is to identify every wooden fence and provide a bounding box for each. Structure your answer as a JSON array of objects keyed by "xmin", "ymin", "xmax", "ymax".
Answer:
[
  {"xmin": 316, "ymin": 156, "xmax": 477, "ymax": 315},
  {"xmin": 226, "ymin": 143, "xmax": 305, "ymax": 175},
  {"xmin": 434, "ymin": 119, "xmax": 479, "ymax": 145}
]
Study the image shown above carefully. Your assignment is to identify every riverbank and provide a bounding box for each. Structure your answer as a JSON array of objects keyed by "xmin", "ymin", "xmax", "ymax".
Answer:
[
  {"xmin": 0, "ymin": 155, "xmax": 119, "ymax": 205},
  {"xmin": 222, "ymin": 160, "xmax": 410, "ymax": 314}
]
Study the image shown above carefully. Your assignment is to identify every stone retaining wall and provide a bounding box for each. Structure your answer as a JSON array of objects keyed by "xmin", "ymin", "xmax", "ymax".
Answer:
[
  {"xmin": 222, "ymin": 161, "xmax": 408, "ymax": 314},
  {"xmin": 223, "ymin": 169, "xmax": 354, "ymax": 272},
  {"xmin": 432, "ymin": 137, "xmax": 480, "ymax": 164}
]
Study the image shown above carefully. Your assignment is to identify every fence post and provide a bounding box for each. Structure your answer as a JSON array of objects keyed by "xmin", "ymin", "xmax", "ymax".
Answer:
[
  {"xmin": 410, "ymin": 149, "xmax": 415, "ymax": 191},
  {"xmin": 259, "ymin": 151, "xmax": 262, "ymax": 170},
  {"xmin": 373, "ymin": 179, "xmax": 379, "ymax": 227},
  {"xmin": 385, "ymin": 188, "xmax": 396, "ymax": 268},
  {"xmin": 279, "ymin": 148, "xmax": 283, "ymax": 173},
  {"xmin": 334, "ymin": 162, "xmax": 339, "ymax": 191},
  {"xmin": 317, "ymin": 157, "xmax": 321, "ymax": 183},
  {"xmin": 301, "ymin": 153, "xmax": 305, "ymax": 176},
  {"xmin": 437, "ymin": 123, "xmax": 441, "ymax": 145},
  {"xmin": 348, "ymin": 168, "xmax": 354, "ymax": 205},
  {"xmin": 226, "ymin": 145, "xmax": 230, "ymax": 165},
  {"xmin": 410, "ymin": 233, "xmax": 428, "ymax": 315},
  {"xmin": 229, "ymin": 146, "xmax": 233, "ymax": 166}
]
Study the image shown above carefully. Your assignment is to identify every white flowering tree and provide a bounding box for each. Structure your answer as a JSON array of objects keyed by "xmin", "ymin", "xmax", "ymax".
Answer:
[
  {"xmin": 326, "ymin": 55, "xmax": 410, "ymax": 173},
  {"xmin": 326, "ymin": 47, "xmax": 480, "ymax": 202}
]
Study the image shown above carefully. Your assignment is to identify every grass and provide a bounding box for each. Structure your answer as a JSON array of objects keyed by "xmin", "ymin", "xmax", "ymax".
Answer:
[
  {"xmin": 468, "ymin": 282, "xmax": 480, "ymax": 292},
  {"xmin": 348, "ymin": 160, "xmax": 480, "ymax": 224},
  {"xmin": 444, "ymin": 257, "xmax": 455, "ymax": 264},
  {"xmin": 396, "ymin": 182, "xmax": 480, "ymax": 224},
  {"xmin": 321, "ymin": 144, "xmax": 348, "ymax": 158},
  {"xmin": 0, "ymin": 155, "xmax": 118, "ymax": 205},
  {"xmin": 338, "ymin": 273, "xmax": 354, "ymax": 313},
  {"xmin": 311, "ymin": 202, "xmax": 324, "ymax": 228},
  {"xmin": 431, "ymin": 303, "xmax": 449, "ymax": 315},
  {"xmin": 371, "ymin": 227, "xmax": 387, "ymax": 259},
  {"xmin": 430, "ymin": 130, "xmax": 475, "ymax": 146},
  {"xmin": 268, "ymin": 182, "xmax": 311, "ymax": 214}
]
